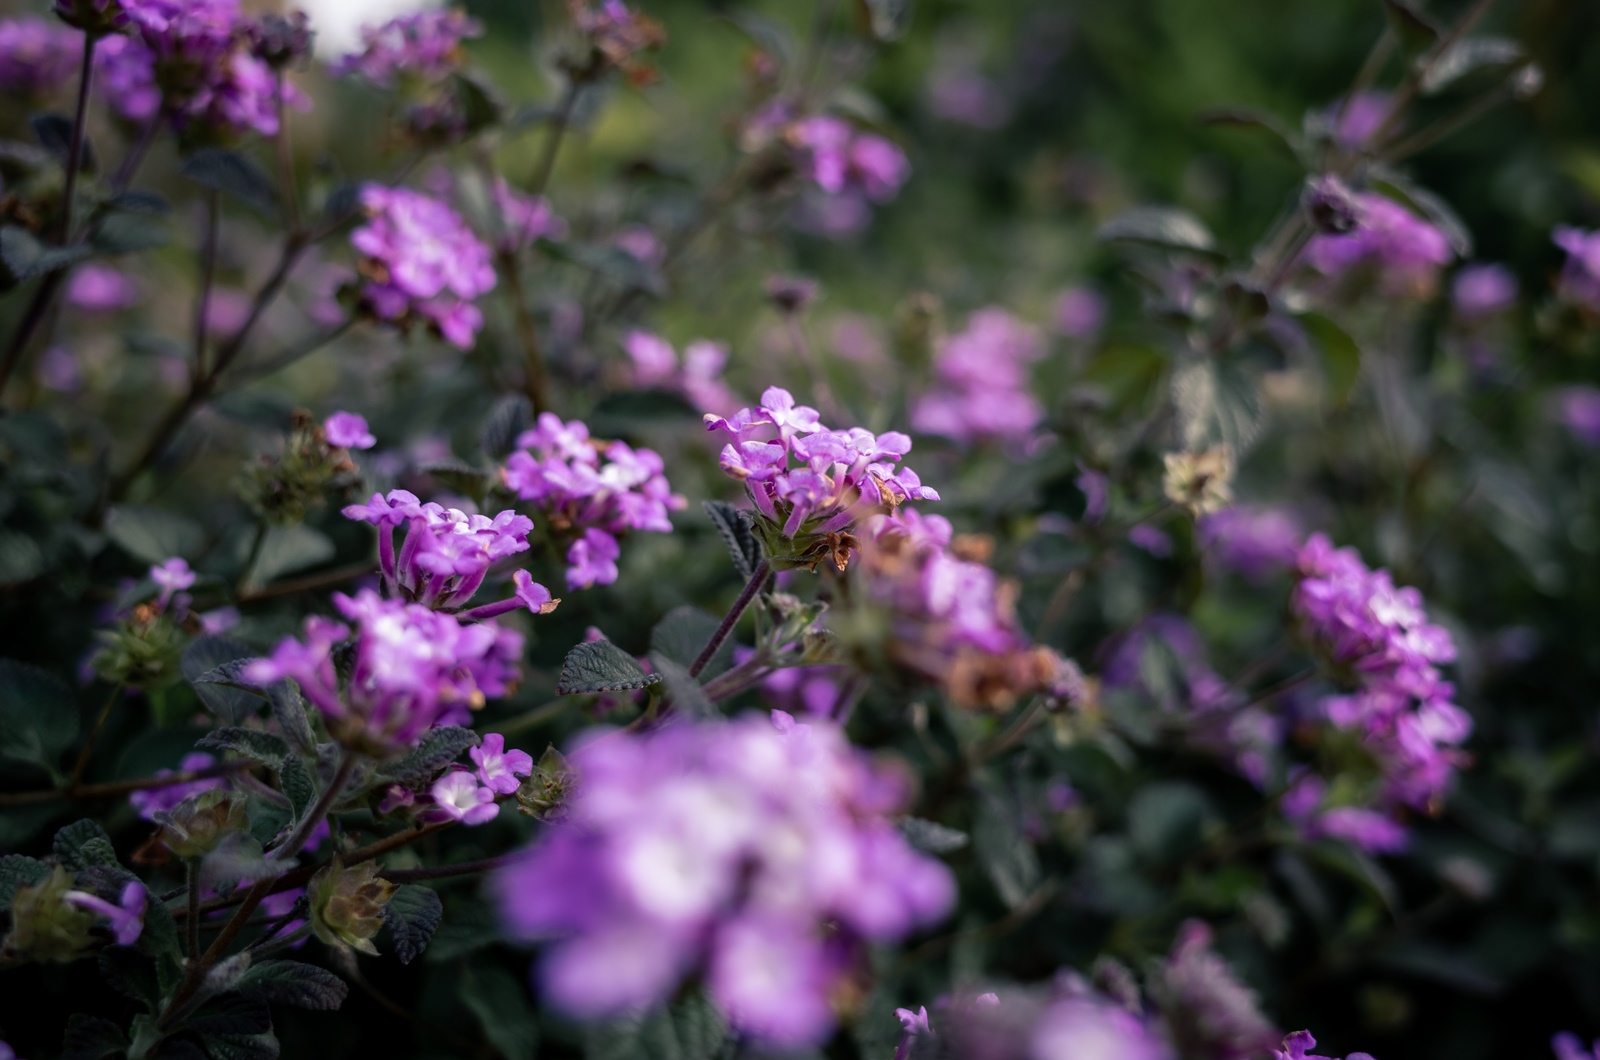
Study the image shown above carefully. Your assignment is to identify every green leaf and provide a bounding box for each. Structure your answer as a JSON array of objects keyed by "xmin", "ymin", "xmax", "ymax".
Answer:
[
  {"xmin": 105, "ymin": 506, "xmax": 204, "ymax": 567},
  {"xmin": 649, "ymin": 606, "xmax": 729, "ymax": 676},
  {"xmin": 141, "ymin": 893, "xmax": 183, "ymax": 961},
  {"xmin": 246, "ymin": 525, "xmax": 336, "ymax": 587},
  {"xmin": 1171, "ymin": 356, "xmax": 1263, "ymax": 455},
  {"xmin": 581, "ymin": 994, "xmax": 728, "ymax": 1060},
  {"xmin": 1308, "ymin": 840, "xmax": 1400, "ymax": 916},
  {"xmin": 0, "ymin": 529, "xmax": 47, "ymax": 585},
  {"xmin": 716, "ymin": 12, "xmax": 798, "ymax": 70},
  {"xmin": 0, "ymin": 853, "xmax": 51, "ymax": 911},
  {"xmin": 105, "ymin": 190, "xmax": 172, "ymax": 215},
  {"xmin": 267, "ymin": 682, "xmax": 317, "ymax": 758},
  {"xmin": 195, "ymin": 1032, "xmax": 279, "ymax": 1060},
  {"xmin": 179, "ymin": 148, "xmax": 280, "ymax": 219},
  {"xmin": 378, "ymin": 726, "xmax": 479, "ymax": 785},
  {"xmin": 451, "ymin": 72, "xmax": 503, "ymax": 134},
  {"xmin": 973, "ymin": 783, "xmax": 1041, "ymax": 909},
  {"xmin": 896, "ymin": 816, "xmax": 970, "ymax": 854},
  {"xmin": 183, "ymin": 639, "xmax": 262, "ymax": 726},
  {"xmin": 92, "ymin": 212, "xmax": 170, "ymax": 255},
  {"xmin": 32, "ymin": 113, "xmax": 95, "ymax": 170},
  {"xmin": 100, "ymin": 945, "xmax": 162, "ymax": 1010},
  {"xmin": 556, "ymin": 639, "xmax": 660, "ymax": 696},
  {"xmin": 382, "ymin": 885, "xmax": 443, "ymax": 966},
  {"xmin": 1128, "ymin": 782, "xmax": 1213, "ymax": 865},
  {"xmin": 54, "ymin": 819, "xmax": 119, "ymax": 871},
  {"xmin": 0, "ymin": 659, "xmax": 78, "ymax": 768},
  {"xmin": 184, "ymin": 995, "xmax": 273, "ymax": 1038},
  {"xmin": 479, "ymin": 393, "xmax": 533, "ymax": 461},
  {"xmin": 419, "ymin": 460, "xmax": 492, "ymax": 503},
  {"xmin": 236, "ymin": 960, "xmax": 348, "ymax": 1011},
  {"xmin": 61, "ymin": 1015, "xmax": 128, "ymax": 1060},
  {"xmin": 1097, "ymin": 206, "xmax": 1219, "ymax": 256},
  {"xmin": 462, "ymin": 965, "xmax": 539, "ymax": 1060},
  {"xmin": 279, "ymin": 756, "xmax": 313, "ymax": 819},
  {"xmin": 539, "ymin": 239, "xmax": 665, "ymax": 296},
  {"xmin": 1199, "ymin": 107, "xmax": 1300, "ymax": 158},
  {"xmin": 703, "ymin": 500, "xmax": 760, "ymax": 581},
  {"xmin": 648, "ymin": 654, "xmax": 717, "ymax": 720},
  {"xmin": 1299, "ymin": 311, "xmax": 1362, "ymax": 407},
  {"xmin": 1382, "ymin": 0, "xmax": 1440, "ymax": 60},
  {"xmin": 0, "ymin": 226, "xmax": 93, "ymax": 284},
  {"xmin": 196, "ymin": 728, "xmax": 289, "ymax": 770},
  {"xmin": 853, "ymin": 0, "xmax": 912, "ymax": 41}
]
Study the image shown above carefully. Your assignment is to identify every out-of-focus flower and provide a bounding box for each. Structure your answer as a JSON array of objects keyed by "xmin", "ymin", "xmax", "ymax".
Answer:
[
  {"xmin": 1555, "ymin": 1033, "xmax": 1600, "ymax": 1060},
  {"xmin": 66, "ymin": 264, "xmax": 139, "ymax": 313},
  {"xmin": 565, "ymin": 0, "xmax": 664, "ymax": 85},
  {"xmin": 1164, "ymin": 448, "xmax": 1234, "ymax": 516},
  {"xmin": 1452, "ymin": 264, "xmax": 1517, "ymax": 319},
  {"xmin": 0, "ymin": 18, "xmax": 82, "ymax": 98},
  {"xmin": 129, "ymin": 752, "xmax": 224, "ymax": 821},
  {"xmin": 927, "ymin": 69, "xmax": 1010, "ymax": 129},
  {"xmin": 493, "ymin": 712, "xmax": 954, "ymax": 1045},
  {"xmin": 244, "ymin": 588, "xmax": 522, "ymax": 757},
  {"xmin": 331, "ymin": 7, "xmax": 479, "ymax": 86},
  {"xmin": 1305, "ymin": 191, "xmax": 1454, "ymax": 299},
  {"xmin": 1031, "ymin": 998, "xmax": 1174, "ymax": 1060},
  {"xmin": 1555, "ymin": 386, "xmax": 1600, "ymax": 446},
  {"xmin": 706, "ymin": 387, "xmax": 937, "ymax": 571},
  {"xmin": 349, "ymin": 184, "xmax": 497, "ymax": 349},
  {"xmin": 500, "ymin": 413, "xmax": 683, "ymax": 589},
  {"xmin": 622, "ymin": 331, "xmax": 741, "ymax": 413},
  {"xmin": 324, "ymin": 411, "xmax": 375, "ymax": 450},
  {"xmin": 150, "ymin": 556, "xmax": 195, "ymax": 610},
  {"xmin": 1147, "ymin": 921, "xmax": 1279, "ymax": 1060},
  {"xmin": 64, "ymin": 881, "xmax": 145, "ymax": 946},
  {"xmin": 1199, "ymin": 506, "xmax": 1302, "ymax": 581},
  {"xmin": 1053, "ymin": 286, "xmax": 1106, "ymax": 339},
  {"xmin": 1273, "ymin": 1029, "xmax": 1376, "ymax": 1060},
  {"xmin": 1554, "ymin": 227, "xmax": 1600, "ymax": 313},
  {"xmin": 913, "ymin": 308, "xmax": 1044, "ymax": 446},
  {"xmin": 492, "ymin": 179, "xmax": 566, "ymax": 253},
  {"xmin": 1128, "ymin": 524, "xmax": 1173, "ymax": 558},
  {"xmin": 247, "ymin": 10, "xmax": 311, "ymax": 69},
  {"xmin": 1326, "ymin": 92, "xmax": 1391, "ymax": 150}
]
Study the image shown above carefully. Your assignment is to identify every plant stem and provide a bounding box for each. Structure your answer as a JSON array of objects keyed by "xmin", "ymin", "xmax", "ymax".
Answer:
[
  {"xmin": 235, "ymin": 557, "xmax": 375, "ymax": 604},
  {"xmin": 500, "ymin": 249, "xmax": 550, "ymax": 411},
  {"xmin": 58, "ymin": 33, "xmax": 98, "ymax": 245},
  {"xmin": 185, "ymin": 860, "xmax": 200, "ymax": 961},
  {"xmin": 275, "ymin": 72, "xmax": 302, "ymax": 235},
  {"xmin": 66, "ymin": 683, "xmax": 124, "ymax": 792},
  {"xmin": 0, "ymin": 759, "xmax": 248, "ymax": 807},
  {"xmin": 529, "ymin": 81, "xmax": 580, "ymax": 196},
  {"xmin": 689, "ymin": 558, "xmax": 771, "ymax": 678},
  {"xmin": 245, "ymin": 922, "xmax": 311, "ymax": 960},
  {"xmin": 383, "ymin": 855, "xmax": 512, "ymax": 883},
  {"xmin": 271, "ymin": 751, "xmax": 357, "ymax": 861}
]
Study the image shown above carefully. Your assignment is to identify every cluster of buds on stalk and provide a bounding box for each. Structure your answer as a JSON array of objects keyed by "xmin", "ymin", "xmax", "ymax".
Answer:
[{"xmin": 241, "ymin": 411, "xmax": 370, "ymax": 525}]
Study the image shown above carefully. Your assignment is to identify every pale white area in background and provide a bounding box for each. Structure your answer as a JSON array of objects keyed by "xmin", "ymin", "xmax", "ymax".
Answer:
[{"xmin": 302, "ymin": 0, "xmax": 440, "ymax": 56}]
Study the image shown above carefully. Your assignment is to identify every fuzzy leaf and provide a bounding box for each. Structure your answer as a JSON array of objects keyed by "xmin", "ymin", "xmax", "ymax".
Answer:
[
  {"xmin": 853, "ymin": 0, "xmax": 912, "ymax": 41},
  {"xmin": 180, "ymin": 148, "xmax": 280, "ymax": 218},
  {"xmin": 54, "ymin": 818, "xmax": 119, "ymax": 871},
  {"xmin": 196, "ymin": 728, "xmax": 289, "ymax": 770},
  {"xmin": 278, "ymin": 756, "xmax": 314, "ymax": 819},
  {"xmin": 183, "ymin": 639, "xmax": 262, "ymax": 726},
  {"xmin": 0, "ymin": 226, "xmax": 92, "ymax": 283},
  {"xmin": 382, "ymin": 885, "xmax": 443, "ymax": 965},
  {"xmin": 246, "ymin": 525, "xmax": 336, "ymax": 587},
  {"xmin": 462, "ymin": 965, "xmax": 539, "ymax": 1060},
  {"xmin": 1299, "ymin": 311, "xmax": 1362, "ymax": 407},
  {"xmin": 649, "ymin": 654, "xmax": 717, "ymax": 720},
  {"xmin": 267, "ymin": 682, "xmax": 317, "ymax": 758},
  {"xmin": 105, "ymin": 506, "xmax": 205, "ymax": 566},
  {"xmin": 556, "ymin": 639, "xmax": 660, "ymax": 696},
  {"xmin": 184, "ymin": 995, "xmax": 273, "ymax": 1038},
  {"xmin": 1422, "ymin": 35, "xmax": 1525, "ymax": 94},
  {"xmin": 1097, "ymin": 206, "xmax": 1219, "ymax": 256},
  {"xmin": 196, "ymin": 1032, "xmax": 280, "ymax": 1060},
  {"xmin": 236, "ymin": 960, "xmax": 348, "ymax": 1011},
  {"xmin": 896, "ymin": 816, "xmax": 970, "ymax": 854},
  {"xmin": 0, "ymin": 854, "xmax": 51, "ymax": 911},
  {"xmin": 1172, "ymin": 356, "xmax": 1263, "ymax": 455},
  {"xmin": 479, "ymin": 393, "xmax": 533, "ymax": 460},
  {"xmin": 378, "ymin": 727, "xmax": 479, "ymax": 785},
  {"xmin": 61, "ymin": 1015, "xmax": 128, "ymax": 1060},
  {"xmin": 0, "ymin": 659, "xmax": 78, "ymax": 768},
  {"xmin": 649, "ymin": 606, "xmax": 728, "ymax": 676},
  {"xmin": 703, "ymin": 500, "xmax": 760, "ymax": 581},
  {"xmin": 31, "ymin": 113, "xmax": 94, "ymax": 170},
  {"xmin": 101, "ymin": 945, "xmax": 162, "ymax": 1010}
]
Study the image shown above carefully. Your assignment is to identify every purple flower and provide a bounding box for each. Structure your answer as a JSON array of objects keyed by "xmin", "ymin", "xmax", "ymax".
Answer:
[
  {"xmin": 0, "ymin": 18, "xmax": 82, "ymax": 98},
  {"xmin": 1305, "ymin": 192, "xmax": 1454, "ymax": 299},
  {"xmin": 1327, "ymin": 92, "xmax": 1391, "ymax": 150},
  {"xmin": 566, "ymin": 528, "xmax": 620, "ymax": 590},
  {"xmin": 706, "ymin": 388, "xmax": 937, "ymax": 570},
  {"xmin": 1128, "ymin": 524, "xmax": 1173, "ymax": 558},
  {"xmin": 65, "ymin": 881, "xmax": 146, "ymax": 946},
  {"xmin": 66, "ymin": 264, "xmax": 139, "ymax": 313},
  {"xmin": 1555, "ymin": 227, "xmax": 1600, "ymax": 313},
  {"xmin": 331, "ymin": 8, "xmax": 481, "ymax": 87},
  {"xmin": 150, "ymin": 556, "xmax": 195, "ymax": 610},
  {"xmin": 1555, "ymin": 1033, "xmax": 1600, "ymax": 1060},
  {"xmin": 1053, "ymin": 286, "xmax": 1107, "ymax": 339},
  {"xmin": 912, "ymin": 308, "xmax": 1044, "ymax": 446},
  {"xmin": 492, "ymin": 714, "xmax": 954, "ymax": 1045},
  {"xmin": 324, "ymin": 411, "xmax": 375, "ymax": 450},
  {"xmin": 893, "ymin": 1006, "xmax": 932, "ymax": 1060},
  {"xmin": 1199, "ymin": 506, "xmax": 1302, "ymax": 581},
  {"xmin": 129, "ymin": 752, "xmax": 223, "ymax": 821},
  {"xmin": 343, "ymin": 490, "xmax": 554, "ymax": 616},
  {"xmin": 349, "ymin": 184, "xmax": 497, "ymax": 349},
  {"xmin": 500, "ymin": 413, "xmax": 683, "ymax": 588},
  {"xmin": 1149, "ymin": 920, "xmax": 1279, "ymax": 1060},
  {"xmin": 244, "ymin": 588, "xmax": 523, "ymax": 756},
  {"xmin": 94, "ymin": 33, "xmax": 160, "ymax": 122},
  {"xmin": 623, "ymin": 330, "xmax": 676, "ymax": 388},
  {"xmin": 787, "ymin": 116, "xmax": 909, "ymax": 233},
  {"xmin": 1556, "ymin": 386, "xmax": 1600, "ymax": 446},
  {"xmin": 1452, "ymin": 264, "xmax": 1517, "ymax": 319},
  {"xmin": 1274, "ymin": 1030, "xmax": 1375, "ymax": 1060},
  {"xmin": 471, "ymin": 733, "xmax": 533, "ymax": 795},
  {"xmin": 492, "ymin": 180, "xmax": 565, "ymax": 253},
  {"xmin": 927, "ymin": 68, "xmax": 1010, "ymax": 129},
  {"xmin": 427, "ymin": 770, "xmax": 500, "ymax": 825},
  {"xmin": 1030, "ymin": 998, "xmax": 1174, "ymax": 1060}
]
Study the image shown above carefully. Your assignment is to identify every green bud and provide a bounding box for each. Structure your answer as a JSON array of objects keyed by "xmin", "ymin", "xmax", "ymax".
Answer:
[
  {"xmin": 2, "ymin": 866, "xmax": 96, "ymax": 964},
  {"xmin": 156, "ymin": 789, "xmax": 250, "ymax": 859},
  {"xmin": 89, "ymin": 604, "xmax": 188, "ymax": 690},
  {"xmin": 239, "ymin": 410, "xmax": 363, "ymax": 526},
  {"xmin": 516, "ymin": 745, "xmax": 574, "ymax": 822},
  {"xmin": 308, "ymin": 860, "xmax": 395, "ymax": 956}
]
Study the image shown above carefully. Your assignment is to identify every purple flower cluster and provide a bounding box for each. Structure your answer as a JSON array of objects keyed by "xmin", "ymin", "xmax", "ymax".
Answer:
[
  {"xmin": 1293, "ymin": 534, "xmax": 1471, "ymax": 819},
  {"xmin": 416, "ymin": 732, "xmax": 536, "ymax": 826},
  {"xmin": 1556, "ymin": 1033, "xmax": 1600, "ymax": 1060},
  {"xmin": 342, "ymin": 489, "xmax": 557, "ymax": 618},
  {"xmin": 128, "ymin": 751, "xmax": 222, "ymax": 821},
  {"xmin": 1555, "ymin": 226, "xmax": 1600, "ymax": 313},
  {"xmin": 499, "ymin": 413, "xmax": 683, "ymax": 590},
  {"xmin": 788, "ymin": 116, "xmax": 909, "ymax": 234},
  {"xmin": 622, "ymin": 331, "xmax": 740, "ymax": 414},
  {"xmin": 912, "ymin": 307, "xmax": 1045, "ymax": 445},
  {"xmin": 97, "ymin": 0, "xmax": 309, "ymax": 139},
  {"xmin": 1275, "ymin": 1030, "xmax": 1375, "ymax": 1060},
  {"xmin": 492, "ymin": 179, "xmax": 566, "ymax": 254},
  {"xmin": 567, "ymin": 0, "xmax": 665, "ymax": 83},
  {"xmin": 706, "ymin": 387, "xmax": 937, "ymax": 571},
  {"xmin": 244, "ymin": 588, "xmax": 523, "ymax": 756},
  {"xmin": 349, "ymin": 184, "xmax": 497, "ymax": 349},
  {"xmin": 1452, "ymin": 263, "xmax": 1518, "ymax": 319},
  {"xmin": 1556, "ymin": 386, "xmax": 1600, "ymax": 447},
  {"xmin": 1305, "ymin": 191, "xmax": 1454, "ymax": 298},
  {"xmin": 66, "ymin": 264, "xmax": 139, "ymax": 313},
  {"xmin": 331, "ymin": 8, "xmax": 481, "ymax": 87},
  {"xmin": 493, "ymin": 712, "xmax": 954, "ymax": 1044},
  {"xmin": 857, "ymin": 511, "xmax": 1069, "ymax": 710},
  {"xmin": 0, "ymin": 18, "xmax": 81, "ymax": 98},
  {"xmin": 324, "ymin": 411, "xmax": 375, "ymax": 450},
  {"xmin": 894, "ymin": 986, "xmax": 1171, "ymax": 1060},
  {"xmin": 1199, "ymin": 506, "xmax": 1303, "ymax": 582}
]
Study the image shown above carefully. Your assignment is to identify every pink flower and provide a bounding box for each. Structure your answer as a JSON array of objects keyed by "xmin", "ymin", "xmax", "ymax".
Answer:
[
  {"xmin": 325, "ymin": 411, "xmax": 376, "ymax": 450},
  {"xmin": 429, "ymin": 770, "xmax": 500, "ymax": 825},
  {"xmin": 471, "ymin": 733, "xmax": 534, "ymax": 795}
]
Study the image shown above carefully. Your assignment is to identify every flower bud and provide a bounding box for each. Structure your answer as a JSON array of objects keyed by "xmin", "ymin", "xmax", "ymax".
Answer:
[
  {"xmin": 515, "ymin": 745, "xmax": 574, "ymax": 822},
  {"xmin": 1163, "ymin": 446, "xmax": 1234, "ymax": 516},
  {"xmin": 249, "ymin": 12, "xmax": 314, "ymax": 70},
  {"xmin": 2, "ymin": 867, "xmax": 96, "ymax": 963},
  {"xmin": 308, "ymin": 860, "xmax": 396, "ymax": 956},
  {"xmin": 53, "ymin": 0, "xmax": 125, "ymax": 36},
  {"xmin": 1302, "ymin": 174, "xmax": 1361, "ymax": 236},
  {"xmin": 240, "ymin": 410, "xmax": 363, "ymax": 525},
  {"xmin": 90, "ymin": 604, "xmax": 188, "ymax": 690},
  {"xmin": 154, "ymin": 789, "xmax": 250, "ymax": 859}
]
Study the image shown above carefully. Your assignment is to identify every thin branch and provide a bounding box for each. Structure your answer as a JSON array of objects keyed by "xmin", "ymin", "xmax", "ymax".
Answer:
[
  {"xmin": 66, "ymin": 683, "xmax": 126, "ymax": 792},
  {"xmin": 58, "ymin": 33, "xmax": 98, "ymax": 244},
  {"xmin": 529, "ymin": 81, "xmax": 581, "ymax": 196},
  {"xmin": 0, "ymin": 760, "xmax": 249, "ymax": 807},
  {"xmin": 192, "ymin": 191, "xmax": 221, "ymax": 377},
  {"xmin": 689, "ymin": 558, "xmax": 771, "ymax": 678}
]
